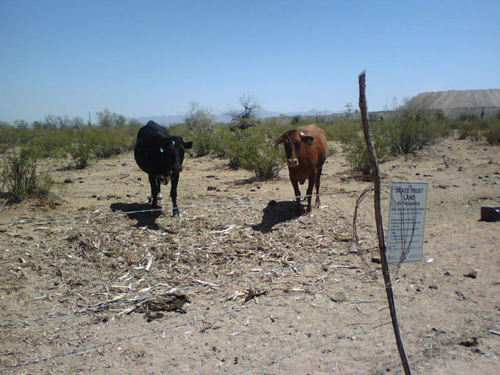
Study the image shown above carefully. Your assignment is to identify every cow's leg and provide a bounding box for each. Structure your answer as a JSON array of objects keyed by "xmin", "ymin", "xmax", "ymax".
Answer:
[
  {"xmin": 291, "ymin": 179, "xmax": 301, "ymax": 202},
  {"xmin": 314, "ymin": 166, "xmax": 323, "ymax": 208},
  {"xmin": 288, "ymin": 170, "xmax": 301, "ymax": 202},
  {"xmin": 305, "ymin": 175, "xmax": 315, "ymax": 212},
  {"xmin": 290, "ymin": 178, "xmax": 303, "ymax": 213},
  {"xmin": 170, "ymin": 173, "xmax": 180, "ymax": 216},
  {"xmin": 149, "ymin": 174, "xmax": 160, "ymax": 207}
]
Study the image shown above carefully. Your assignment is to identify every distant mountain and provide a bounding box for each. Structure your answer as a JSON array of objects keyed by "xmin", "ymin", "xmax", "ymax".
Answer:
[
  {"xmin": 259, "ymin": 109, "xmax": 335, "ymax": 118},
  {"xmin": 405, "ymin": 89, "xmax": 500, "ymax": 118},
  {"xmin": 133, "ymin": 115, "xmax": 186, "ymax": 126},
  {"xmin": 133, "ymin": 109, "xmax": 336, "ymax": 126}
]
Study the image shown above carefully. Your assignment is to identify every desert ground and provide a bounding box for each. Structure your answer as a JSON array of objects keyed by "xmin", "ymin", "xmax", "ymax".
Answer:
[{"xmin": 0, "ymin": 136, "xmax": 499, "ymax": 374}]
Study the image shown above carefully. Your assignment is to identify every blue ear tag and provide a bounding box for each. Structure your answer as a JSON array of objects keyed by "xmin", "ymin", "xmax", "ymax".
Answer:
[{"xmin": 159, "ymin": 147, "xmax": 165, "ymax": 154}]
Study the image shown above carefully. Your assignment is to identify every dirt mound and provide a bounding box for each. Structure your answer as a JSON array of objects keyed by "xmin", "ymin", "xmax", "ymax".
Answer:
[{"xmin": 405, "ymin": 89, "xmax": 500, "ymax": 118}]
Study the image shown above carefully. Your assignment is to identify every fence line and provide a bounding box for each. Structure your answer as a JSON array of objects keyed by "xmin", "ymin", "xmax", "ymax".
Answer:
[
  {"xmin": 0, "ymin": 216, "xmax": 495, "ymax": 330},
  {"xmin": 0, "ymin": 190, "xmax": 346, "ymax": 227},
  {"xmin": 0, "ymin": 179, "xmax": 496, "ymax": 372},
  {"xmin": 2, "ymin": 265, "xmax": 427, "ymax": 375},
  {"xmin": 1, "ymin": 171, "xmax": 488, "ymax": 227},
  {"xmin": 0, "ymin": 242, "xmax": 364, "ymax": 329},
  {"xmin": 2, "ymin": 177, "xmax": 460, "ymax": 227},
  {"xmin": 0, "ymin": 279, "xmax": 390, "ymax": 374},
  {"xmin": 0, "ymin": 237, "xmax": 495, "ymax": 372},
  {"xmin": 4, "ymin": 275, "xmax": 493, "ymax": 375},
  {"xmin": 236, "ymin": 299, "xmax": 500, "ymax": 375},
  {"xmin": 234, "ymin": 320, "xmax": 394, "ymax": 375}
]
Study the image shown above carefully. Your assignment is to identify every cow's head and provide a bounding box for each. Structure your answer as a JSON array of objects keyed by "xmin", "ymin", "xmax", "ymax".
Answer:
[
  {"xmin": 158, "ymin": 136, "xmax": 193, "ymax": 175},
  {"xmin": 276, "ymin": 129, "xmax": 314, "ymax": 168}
]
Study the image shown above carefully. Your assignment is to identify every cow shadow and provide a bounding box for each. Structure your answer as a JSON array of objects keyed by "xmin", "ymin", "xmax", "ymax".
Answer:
[
  {"xmin": 252, "ymin": 200, "xmax": 305, "ymax": 233},
  {"xmin": 110, "ymin": 202, "xmax": 162, "ymax": 229}
]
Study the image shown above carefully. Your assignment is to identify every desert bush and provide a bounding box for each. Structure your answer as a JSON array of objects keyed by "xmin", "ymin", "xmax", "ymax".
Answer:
[
  {"xmin": 456, "ymin": 120, "xmax": 484, "ymax": 140},
  {"xmin": 167, "ymin": 123, "xmax": 191, "ymax": 139},
  {"xmin": 84, "ymin": 126, "xmax": 137, "ymax": 159},
  {"xmin": 379, "ymin": 109, "xmax": 449, "ymax": 154},
  {"xmin": 27, "ymin": 128, "xmax": 72, "ymax": 158},
  {"xmin": 339, "ymin": 128, "xmax": 390, "ymax": 177},
  {"xmin": 485, "ymin": 118, "xmax": 500, "ymax": 144},
  {"xmin": 167, "ymin": 122, "xmax": 214, "ymax": 157},
  {"xmin": 453, "ymin": 116, "xmax": 500, "ymax": 143},
  {"xmin": 0, "ymin": 122, "xmax": 19, "ymax": 153},
  {"xmin": 225, "ymin": 127, "xmax": 285, "ymax": 179},
  {"xmin": 0, "ymin": 114, "xmax": 141, "ymax": 169},
  {"xmin": 1, "ymin": 149, "xmax": 52, "ymax": 202},
  {"xmin": 210, "ymin": 126, "xmax": 233, "ymax": 158},
  {"xmin": 336, "ymin": 110, "xmax": 449, "ymax": 177},
  {"xmin": 328, "ymin": 144, "xmax": 337, "ymax": 156},
  {"xmin": 66, "ymin": 143, "xmax": 92, "ymax": 169},
  {"xmin": 185, "ymin": 102, "xmax": 215, "ymax": 131},
  {"xmin": 323, "ymin": 119, "xmax": 359, "ymax": 142},
  {"xmin": 96, "ymin": 109, "xmax": 127, "ymax": 128},
  {"xmin": 182, "ymin": 102, "xmax": 217, "ymax": 157},
  {"xmin": 190, "ymin": 128, "xmax": 213, "ymax": 157}
]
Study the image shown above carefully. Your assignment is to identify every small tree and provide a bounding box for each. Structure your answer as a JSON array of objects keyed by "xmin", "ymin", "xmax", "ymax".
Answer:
[
  {"xmin": 185, "ymin": 102, "xmax": 216, "ymax": 156},
  {"xmin": 185, "ymin": 102, "xmax": 216, "ymax": 132},
  {"xmin": 96, "ymin": 109, "xmax": 127, "ymax": 128},
  {"xmin": 230, "ymin": 95, "xmax": 261, "ymax": 130},
  {"xmin": 345, "ymin": 102, "xmax": 353, "ymax": 118}
]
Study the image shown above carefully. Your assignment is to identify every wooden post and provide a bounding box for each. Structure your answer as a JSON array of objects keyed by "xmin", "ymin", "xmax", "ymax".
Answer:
[{"xmin": 358, "ymin": 71, "xmax": 412, "ymax": 375}]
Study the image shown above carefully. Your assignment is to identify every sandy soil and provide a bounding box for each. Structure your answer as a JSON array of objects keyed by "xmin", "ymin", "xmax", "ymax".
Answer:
[{"xmin": 0, "ymin": 136, "xmax": 499, "ymax": 374}]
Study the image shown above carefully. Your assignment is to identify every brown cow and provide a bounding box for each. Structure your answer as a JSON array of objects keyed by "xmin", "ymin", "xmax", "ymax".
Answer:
[{"xmin": 276, "ymin": 124, "xmax": 328, "ymax": 212}]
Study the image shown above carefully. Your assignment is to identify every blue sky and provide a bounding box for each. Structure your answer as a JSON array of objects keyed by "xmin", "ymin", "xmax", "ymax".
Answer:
[{"xmin": 1, "ymin": 0, "xmax": 499, "ymax": 123}]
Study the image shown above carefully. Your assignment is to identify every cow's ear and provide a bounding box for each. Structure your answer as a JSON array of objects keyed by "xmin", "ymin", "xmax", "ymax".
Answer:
[
  {"xmin": 300, "ymin": 134, "xmax": 314, "ymax": 146},
  {"xmin": 184, "ymin": 141, "xmax": 193, "ymax": 149},
  {"xmin": 275, "ymin": 136, "xmax": 284, "ymax": 145}
]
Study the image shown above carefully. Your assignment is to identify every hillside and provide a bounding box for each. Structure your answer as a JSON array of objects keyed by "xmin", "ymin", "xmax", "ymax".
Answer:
[{"xmin": 405, "ymin": 89, "xmax": 500, "ymax": 118}]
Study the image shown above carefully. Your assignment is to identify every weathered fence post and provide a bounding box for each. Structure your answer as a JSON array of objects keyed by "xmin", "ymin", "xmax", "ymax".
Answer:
[{"xmin": 358, "ymin": 71, "xmax": 412, "ymax": 375}]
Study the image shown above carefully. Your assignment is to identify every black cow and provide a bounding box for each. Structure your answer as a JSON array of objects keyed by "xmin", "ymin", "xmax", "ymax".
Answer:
[{"xmin": 134, "ymin": 121, "xmax": 192, "ymax": 216}]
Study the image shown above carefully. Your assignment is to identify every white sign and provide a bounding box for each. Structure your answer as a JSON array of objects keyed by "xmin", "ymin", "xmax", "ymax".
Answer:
[{"xmin": 387, "ymin": 182, "xmax": 428, "ymax": 264}]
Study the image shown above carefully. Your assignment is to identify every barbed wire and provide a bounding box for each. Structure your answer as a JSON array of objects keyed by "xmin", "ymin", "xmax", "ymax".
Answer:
[
  {"xmin": 0, "ymin": 277, "xmax": 388, "ymax": 373},
  {"xmin": 0, "ymin": 181, "xmax": 497, "ymax": 372},
  {"xmin": 0, "ymin": 233, "xmax": 364, "ymax": 329},
  {"xmin": 3, "ymin": 272, "xmax": 495, "ymax": 375},
  {"xmin": 0, "ymin": 190, "xmax": 346, "ymax": 227},
  {"xmin": 2, "ymin": 259, "xmax": 441, "ymax": 375},
  {"xmin": 0, "ymin": 205, "xmax": 495, "ymax": 330},
  {"xmin": 0, "ymin": 242, "xmax": 495, "ymax": 373}
]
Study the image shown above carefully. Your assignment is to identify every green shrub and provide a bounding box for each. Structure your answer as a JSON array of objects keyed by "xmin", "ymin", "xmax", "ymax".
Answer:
[
  {"xmin": 191, "ymin": 128, "xmax": 213, "ymax": 157},
  {"xmin": 225, "ymin": 127, "xmax": 285, "ymax": 179},
  {"xmin": 454, "ymin": 117, "xmax": 498, "ymax": 142},
  {"xmin": 211, "ymin": 127, "xmax": 233, "ymax": 158},
  {"xmin": 0, "ymin": 122, "xmax": 19, "ymax": 153},
  {"xmin": 1, "ymin": 149, "xmax": 52, "ymax": 202},
  {"xmin": 485, "ymin": 118, "xmax": 500, "ymax": 144},
  {"xmin": 328, "ymin": 144, "xmax": 337, "ymax": 156},
  {"xmin": 457, "ymin": 121, "xmax": 482, "ymax": 140},
  {"xmin": 84, "ymin": 126, "xmax": 136, "ymax": 159},
  {"xmin": 380, "ymin": 109, "xmax": 449, "ymax": 154},
  {"xmin": 67, "ymin": 143, "xmax": 92, "ymax": 169},
  {"xmin": 340, "ymin": 129, "xmax": 390, "ymax": 177},
  {"xmin": 27, "ymin": 128, "xmax": 72, "ymax": 158},
  {"xmin": 325, "ymin": 120, "xmax": 359, "ymax": 142}
]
